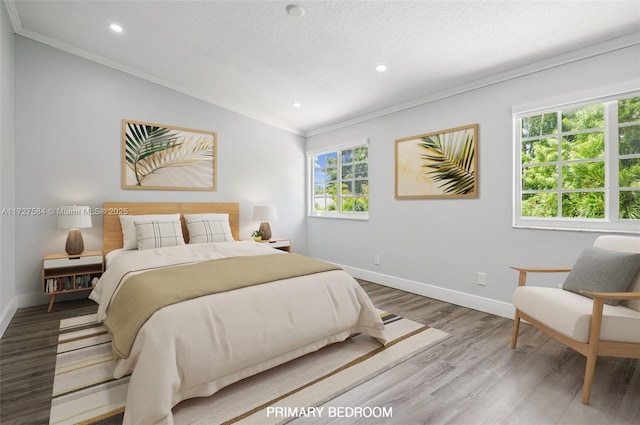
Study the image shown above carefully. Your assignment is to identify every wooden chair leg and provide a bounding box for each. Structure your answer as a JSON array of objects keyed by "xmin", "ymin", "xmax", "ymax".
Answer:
[
  {"xmin": 582, "ymin": 297, "xmax": 604, "ymax": 405},
  {"xmin": 511, "ymin": 310, "xmax": 521, "ymax": 349},
  {"xmin": 582, "ymin": 351, "xmax": 598, "ymax": 404},
  {"xmin": 510, "ymin": 270, "xmax": 528, "ymax": 350}
]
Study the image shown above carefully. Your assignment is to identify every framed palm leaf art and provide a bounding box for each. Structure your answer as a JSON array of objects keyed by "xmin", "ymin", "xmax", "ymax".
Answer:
[
  {"xmin": 122, "ymin": 119, "xmax": 216, "ymax": 191},
  {"xmin": 395, "ymin": 124, "xmax": 478, "ymax": 199}
]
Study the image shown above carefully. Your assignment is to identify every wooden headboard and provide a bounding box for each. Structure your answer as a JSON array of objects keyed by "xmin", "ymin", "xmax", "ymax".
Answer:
[{"xmin": 103, "ymin": 202, "xmax": 240, "ymax": 255}]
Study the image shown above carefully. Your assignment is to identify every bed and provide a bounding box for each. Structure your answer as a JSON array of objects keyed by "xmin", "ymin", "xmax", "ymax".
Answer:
[{"xmin": 91, "ymin": 202, "xmax": 387, "ymax": 425}]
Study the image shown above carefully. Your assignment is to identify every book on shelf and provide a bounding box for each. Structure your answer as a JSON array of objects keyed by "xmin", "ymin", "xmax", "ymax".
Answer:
[
  {"xmin": 74, "ymin": 274, "xmax": 92, "ymax": 289},
  {"xmin": 45, "ymin": 274, "xmax": 101, "ymax": 293},
  {"xmin": 44, "ymin": 277, "xmax": 71, "ymax": 293}
]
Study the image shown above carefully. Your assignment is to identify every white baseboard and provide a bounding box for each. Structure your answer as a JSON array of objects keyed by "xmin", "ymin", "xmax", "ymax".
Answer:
[
  {"xmin": 340, "ymin": 265, "xmax": 515, "ymax": 319},
  {"xmin": 0, "ymin": 297, "xmax": 17, "ymax": 339},
  {"xmin": 16, "ymin": 291, "xmax": 49, "ymax": 309}
]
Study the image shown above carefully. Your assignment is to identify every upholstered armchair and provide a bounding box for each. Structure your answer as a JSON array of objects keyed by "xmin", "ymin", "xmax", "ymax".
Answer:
[{"xmin": 511, "ymin": 235, "xmax": 640, "ymax": 405}]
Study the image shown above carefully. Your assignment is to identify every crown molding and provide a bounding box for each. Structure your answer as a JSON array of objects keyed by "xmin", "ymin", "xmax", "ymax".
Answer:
[
  {"xmin": 305, "ymin": 32, "xmax": 640, "ymax": 137},
  {"xmin": 3, "ymin": 0, "xmax": 22, "ymax": 32}
]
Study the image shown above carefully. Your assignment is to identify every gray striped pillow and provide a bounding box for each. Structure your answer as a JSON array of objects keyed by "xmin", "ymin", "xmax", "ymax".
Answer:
[
  {"xmin": 186, "ymin": 219, "xmax": 234, "ymax": 244},
  {"xmin": 134, "ymin": 220, "xmax": 185, "ymax": 250}
]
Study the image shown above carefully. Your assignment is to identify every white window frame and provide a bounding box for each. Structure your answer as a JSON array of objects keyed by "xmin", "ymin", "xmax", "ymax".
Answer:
[
  {"xmin": 307, "ymin": 138, "xmax": 369, "ymax": 220},
  {"xmin": 512, "ymin": 83, "xmax": 640, "ymax": 234}
]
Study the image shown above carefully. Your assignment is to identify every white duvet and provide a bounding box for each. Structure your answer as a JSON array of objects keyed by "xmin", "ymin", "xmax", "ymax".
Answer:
[{"xmin": 90, "ymin": 241, "xmax": 387, "ymax": 425}]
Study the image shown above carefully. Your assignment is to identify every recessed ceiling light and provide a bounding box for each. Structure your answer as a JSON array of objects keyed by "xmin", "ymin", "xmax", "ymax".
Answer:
[
  {"xmin": 375, "ymin": 64, "xmax": 387, "ymax": 72},
  {"xmin": 292, "ymin": 102, "xmax": 302, "ymax": 108},
  {"xmin": 110, "ymin": 24, "xmax": 123, "ymax": 33},
  {"xmin": 286, "ymin": 4, "xmax": 305, "ymax": 18}
]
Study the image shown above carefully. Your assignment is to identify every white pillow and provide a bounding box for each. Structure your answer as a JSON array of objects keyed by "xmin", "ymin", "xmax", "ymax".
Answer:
[
  {"xmin": 134, "ymin": 220, "xmax": 186, "ymax": 250},
  {"xmin": 184, "ymin": 213, "xmax": 234, "ymax": 244},
  {"xmin": 119, "ymin": 213, "xmax": 181, "ymax": 249}
]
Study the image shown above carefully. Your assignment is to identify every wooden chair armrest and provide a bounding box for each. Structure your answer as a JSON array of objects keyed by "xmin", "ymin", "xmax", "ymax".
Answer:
[
  {"xmin": 511, "ymin": 266, "xmax": 572, "ymax": 287},
  {"xmin": 510, "ymin": 266, "xmax": 572, "ymax": 273},
  {"xmin": 579, "ymin": 290, "xmax": 640, "ymax": 301}
]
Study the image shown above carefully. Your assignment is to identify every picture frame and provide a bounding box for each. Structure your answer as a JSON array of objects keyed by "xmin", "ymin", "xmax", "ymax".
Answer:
[
  {"xmin": 395, "ymin": 123, "xmax": 478, "ymax": 199},
  {"xmin": 122, "ymin": 119, "xmax": 217, "ymax": 191}
]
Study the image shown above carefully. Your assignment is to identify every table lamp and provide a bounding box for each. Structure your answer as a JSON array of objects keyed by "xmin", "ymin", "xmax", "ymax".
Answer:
[
  {"xmin": 57, "ymin": 205, "xmax": 92, "ymax": 256},
  {"xmin": 252, "ymin": 205, "xmax": 277, "ymax": 241}
]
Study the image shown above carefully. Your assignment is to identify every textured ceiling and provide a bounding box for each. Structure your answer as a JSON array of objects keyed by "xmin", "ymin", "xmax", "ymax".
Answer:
[{"xmin": 6, "ymin": 0, "xmax": 640, "ymax": 135}]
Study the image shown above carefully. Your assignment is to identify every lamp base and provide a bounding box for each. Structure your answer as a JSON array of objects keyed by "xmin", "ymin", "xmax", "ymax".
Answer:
[
  {"xmin": 259, "ymin": 222, "xmax": 272, "ymax": 240},
  {"xmin": 65, "ymin": 229, "xmax": 85, "ymax": 256}
]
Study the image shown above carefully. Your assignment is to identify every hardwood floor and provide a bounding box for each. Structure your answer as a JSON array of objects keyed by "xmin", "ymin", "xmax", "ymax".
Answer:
[
  {"xmin": 0, "ymin": 298, "xmax": 97, "ymax": 425},
  {"xmin": 1, "ymin": 282, "xmax": 638, "ymax": 425}
]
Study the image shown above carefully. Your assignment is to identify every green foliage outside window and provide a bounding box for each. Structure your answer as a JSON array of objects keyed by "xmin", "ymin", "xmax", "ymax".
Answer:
[
  {"xmin": 520, "ymin": 96, "xmax": 640, "ymax": 220},
  {"xmin": 312, "ymin": 145, "xmax": 369, "ymax": 214},
  {"xmin": 618, "ymin": 97, "xmax": 640, "ymax": 218}
]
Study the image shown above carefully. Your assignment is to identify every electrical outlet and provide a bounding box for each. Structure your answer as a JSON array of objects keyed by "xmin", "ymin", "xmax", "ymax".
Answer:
[
  {"xmin": 374, "ymin": 254, "xmax": 381, "ymax": 265},
  {"xmin": 477, "ymin": 272, "xmax": 486, "ymax": 286}
]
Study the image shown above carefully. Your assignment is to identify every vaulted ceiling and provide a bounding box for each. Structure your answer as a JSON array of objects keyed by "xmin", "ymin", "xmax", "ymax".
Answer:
[{"xmin": 5, "ymin": 0, "xmax": 640, "ymax": 135}]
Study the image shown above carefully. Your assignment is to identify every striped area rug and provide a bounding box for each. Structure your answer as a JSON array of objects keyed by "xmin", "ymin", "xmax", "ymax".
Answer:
[{"xmin": 50, "ymin": 311, "xmax": 448, "ymax": 425}]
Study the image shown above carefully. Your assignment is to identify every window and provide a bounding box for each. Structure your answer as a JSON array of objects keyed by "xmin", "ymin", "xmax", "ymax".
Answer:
[
  {"xmin": 308, "ymin": 140, "xmax": 369, "ymax": 219},
  {"xmin": 514, "ymin": 91, "xmax": 639, "ymax": 233}
]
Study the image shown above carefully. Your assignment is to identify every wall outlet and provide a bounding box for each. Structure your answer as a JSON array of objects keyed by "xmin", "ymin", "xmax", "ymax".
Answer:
[
  {"xmin": 374, "ymin": 254, "xmax": 381, "ymax": 265},
  {"xmin": 477, "ymin": 272, "xmax": 486, "ymax": 286}
]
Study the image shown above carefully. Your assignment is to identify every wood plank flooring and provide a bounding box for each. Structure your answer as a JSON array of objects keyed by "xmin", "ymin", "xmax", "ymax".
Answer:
[
  {"xmin": 1, "ymin": 281, "xmax": 638, "ymax": 424},
  {"xmin": 1, "ymin": 298, "xmax": 97, "ymax": 425}
]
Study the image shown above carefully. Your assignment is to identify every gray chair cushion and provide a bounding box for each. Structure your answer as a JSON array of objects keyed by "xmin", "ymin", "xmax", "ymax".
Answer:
[{"xmin": 563, "ymin": 247, "xmax": 640, "ymax": 306}]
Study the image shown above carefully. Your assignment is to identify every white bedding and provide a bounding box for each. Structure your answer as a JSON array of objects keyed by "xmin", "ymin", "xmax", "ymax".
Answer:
[
  {"xmin": 103, "ymin": 248, "xmax": 133, "ymax": 269},
  {"xmin": 90, "ymin": 241, "xmax": 387, "ymax": 425},
  {"xmin": 91, "ymin": 241, "xmax": 285, "ymax": 320}
]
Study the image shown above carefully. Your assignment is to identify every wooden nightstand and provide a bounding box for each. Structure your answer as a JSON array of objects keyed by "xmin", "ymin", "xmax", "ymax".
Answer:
[
  {"xmin": 42, "ymin": 250, "xmax": 104, "ymax": 313},
  {"xmin": 259, "ymin": 238, "xmax": 291, "ymax": 253}
]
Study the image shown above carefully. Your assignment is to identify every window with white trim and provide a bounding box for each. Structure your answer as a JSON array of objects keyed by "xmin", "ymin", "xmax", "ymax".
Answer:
[
  {"xmin": 308, "ymin": 140, "xmax": 369, "ymax": 219},
  {"xmin": 514, "ymin": 91, "xmax": 639, "ymax": 233}
]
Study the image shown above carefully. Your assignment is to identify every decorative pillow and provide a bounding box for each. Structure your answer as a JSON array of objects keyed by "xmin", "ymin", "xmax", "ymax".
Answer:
[
  {"xmin": 563, "ymin": 246, "xmax": 640, "ymax": 306},
  {"xmin": 134, "ymin": 220, "xmax": 186, "ymax": 251},
  {"xmin": 184, "ymin": 213, "xmax": 234, "ymax": 244},
  {"xmin": 119, "ymin": 213, "xmax": 181, "ymax": 250}
]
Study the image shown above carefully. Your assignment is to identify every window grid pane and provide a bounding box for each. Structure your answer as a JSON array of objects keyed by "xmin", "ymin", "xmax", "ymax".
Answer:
[
  {"xmin": 522, "ymin": 138, "xmax": 558, "ymax": 164},
  {"xmin": 619, "ymin": 190, "xmax": 640, "ymax": 219},
  {"xmin": 619, "ymin": 97, "xmax": 640, "ymax": 123},
  {"xmin": 619, "ymin": 158, "xmax": 640, "ymax": 188},
  {"xmin": 561, "ymin": 192, "xmax": 605, "ymax": 218},
  {"xmin": 516, "ymin": 93, "xmax": 640, "ymax": 229},
  {"xmin": 619, "ymin": 125, "xmax": 640, "ymax": 155},
  {"xmin": 561, "ymin": 104, "xmax": 604, "ymax": 132},
  {"xmin": 561, "ymin": 161, "xmax": 605, "ymax": 189},
  {"xmin": 561, "ymin": 132, "xmax": 605, "ymax": 160},
  {"xmin": 310, "ymin": 144, "xmax": 368, "ymax": 215}
]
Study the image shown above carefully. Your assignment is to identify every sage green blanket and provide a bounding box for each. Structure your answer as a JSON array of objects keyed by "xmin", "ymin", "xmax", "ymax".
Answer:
[{"xmin": 103, "ymin": 254, "xmax": 340, "ymax": 359}]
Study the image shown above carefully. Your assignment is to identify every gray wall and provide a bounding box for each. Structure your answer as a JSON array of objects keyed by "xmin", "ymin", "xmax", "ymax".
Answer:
[
  {"xmin": 12, "ymin": 37, "xmax": 306, "ymax": 308},
  {"xmin": 306, "ymin": 44, "xmax": 640, "ymax": 317},
  {"xmin": 0, "ymin": 1, "xmax": 16, "ymax": 336}
]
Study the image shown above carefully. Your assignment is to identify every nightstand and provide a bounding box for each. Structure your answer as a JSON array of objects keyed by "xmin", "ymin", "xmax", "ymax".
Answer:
[
  {"xmin": 259, "ymin": 238, "xmax": 291, "ymax": 253},
  {"xmin": 42, "ymin": 250, "xmax": 104, "ymax": 313}
]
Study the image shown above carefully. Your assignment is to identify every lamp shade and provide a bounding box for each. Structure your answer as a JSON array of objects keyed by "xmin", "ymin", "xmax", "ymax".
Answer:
[
  {"xmin": 56, "ymin": 206, "xmax": 92, "ymax": 229},
  {"xmin": 252, "ymin": 205, "xmax": 277, "ymax": 222}
]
